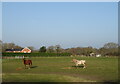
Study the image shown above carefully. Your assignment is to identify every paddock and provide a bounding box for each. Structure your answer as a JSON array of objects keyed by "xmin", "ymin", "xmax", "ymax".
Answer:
[{"xmin": 2, "ymin": 56, "xmax": 118, "ymax": 82}]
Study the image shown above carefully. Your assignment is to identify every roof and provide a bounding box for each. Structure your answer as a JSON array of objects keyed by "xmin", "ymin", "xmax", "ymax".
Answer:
[{"xmin": 6, "ymin": 48, "xmax": 23, "ymax": 51}]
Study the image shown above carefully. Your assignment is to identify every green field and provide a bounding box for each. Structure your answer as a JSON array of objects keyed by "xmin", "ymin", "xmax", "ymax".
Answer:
[{"xmin": 2, "ymin": 56, "xmax": 118, "ymax": 82}]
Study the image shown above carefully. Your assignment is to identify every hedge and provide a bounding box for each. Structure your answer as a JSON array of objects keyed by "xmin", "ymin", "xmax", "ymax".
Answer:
[{"xmin": 2, "ymin": 52, "xmax": 71, "ymax": 57}]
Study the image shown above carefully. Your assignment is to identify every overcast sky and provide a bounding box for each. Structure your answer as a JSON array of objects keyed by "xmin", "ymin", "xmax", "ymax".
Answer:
[{"xmin": 2, "ymin": 2, "xmax": 118, "ymax": 49}]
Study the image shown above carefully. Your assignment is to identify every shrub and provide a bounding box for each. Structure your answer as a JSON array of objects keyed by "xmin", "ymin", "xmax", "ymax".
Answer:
[{"xmin": 2, "ymin": 52, "xmax": 71, "ymax": 57}]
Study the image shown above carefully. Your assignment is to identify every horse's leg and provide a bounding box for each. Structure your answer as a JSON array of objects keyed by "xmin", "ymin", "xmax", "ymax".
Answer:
[
  {"xmin": 76, "ymin": 64, "xmax": 78, "ymax": 68},
  {"xmin": 29, "ymin": 64, "xmax": 31, "ymax": 69},
  {"xmin": 30, "ymin": 61, "xmax": 32, "ymax": 67},
  {"xmin": 83, "ymin": 63, "xmax": 86, "ymax": 69},
  {"xmin": 29, "ymin": 63, "xmax": 32, "ymax": 68},
  {"xmin": 30, "ymin": 64, "xmax": 32, "ymax": 68},
  {"xmin": 27, "ymin": 63, "xmax": 30, "ymax": 69},
  {"xmin": 28, "ymin": 65, "xmax": 30, "ymax": 69},
  {"xmin": 25, "ymin": 65, "xmax": 29, "ymax": 69}
]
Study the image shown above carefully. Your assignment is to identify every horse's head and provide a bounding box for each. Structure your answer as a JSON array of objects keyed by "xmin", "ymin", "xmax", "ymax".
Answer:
[{"xmin": 72, "ymin": 59, "xmax": 77, "ymax": 63}]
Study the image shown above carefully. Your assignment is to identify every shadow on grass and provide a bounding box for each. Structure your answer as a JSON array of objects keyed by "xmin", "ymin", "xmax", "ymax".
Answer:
[
  {"xmin": 71, "ymin": 65, "xmax": 84, "ymax": 68},
  {"xmin": 102, "ymin": 80, "xmax": 119, "ymax": 84},
  {"xmin": 30, "ymin": 66, "xmax": 38, "ymax": 68}
]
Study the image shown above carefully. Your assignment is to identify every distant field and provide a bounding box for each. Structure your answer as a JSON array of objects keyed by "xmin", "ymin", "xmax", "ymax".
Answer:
[{"xmin": 2, "ymin": 56, "xmax": 118, "ymax": 82}]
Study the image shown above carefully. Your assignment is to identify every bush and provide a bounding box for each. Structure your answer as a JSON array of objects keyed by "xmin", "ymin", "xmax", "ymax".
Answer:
[{"xmin": 2, "ymin": 52, "xmax": 71, "ymax": 57}]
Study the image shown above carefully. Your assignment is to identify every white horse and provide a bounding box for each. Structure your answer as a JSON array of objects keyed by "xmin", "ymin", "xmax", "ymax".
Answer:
[{"xmin": 72, "ymin": 59, "xmax": 86, "ymax": 68}]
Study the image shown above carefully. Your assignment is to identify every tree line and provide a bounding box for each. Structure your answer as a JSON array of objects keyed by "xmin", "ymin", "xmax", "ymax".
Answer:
[{"xmin": 0, "ymin": 40, "xmax": 119, "ymax": 56}]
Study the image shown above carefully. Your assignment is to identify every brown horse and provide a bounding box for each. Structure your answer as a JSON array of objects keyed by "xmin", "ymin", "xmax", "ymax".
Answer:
[{"xmin": 23, "ymin": 58, "xmax": 32, "ymax": 69}]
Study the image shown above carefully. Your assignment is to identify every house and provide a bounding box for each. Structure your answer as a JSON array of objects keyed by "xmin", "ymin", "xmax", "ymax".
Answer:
[
  {"xmin": 6, "ymin": 49, "xmax": 22, "ymax": 53},
  {"xmin": 5, "ymin": 47, "xmax": 31, "ymax": 53},
  {"xmin": 89, "ymin": 53, "xmax": 96, "ymax": 56},
  {"xmin": 96, "ymin": 54, "xmax": 101, "ymax": 57},
  {"xmin": 21, "ymin": 47, "xmax": 31, "ymax": 53}
]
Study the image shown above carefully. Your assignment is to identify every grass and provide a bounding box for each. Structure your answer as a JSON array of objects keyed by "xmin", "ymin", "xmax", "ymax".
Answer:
[
  {"xmin": 2, "ymin": 56, "xmax": 118, "ymax": 82},
  {"xmin": 3, "ymin": 73, "xmax": 95, "ymax": 82}
]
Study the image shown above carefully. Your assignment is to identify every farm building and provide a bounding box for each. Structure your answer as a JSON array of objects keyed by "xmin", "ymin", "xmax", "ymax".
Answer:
[
  {"xmin": 90, "ymin": 53, "xmax": 96, "ymax": 56},
  {"xmin": 5, "ymin": 47, "xmax": 31, "ymax": 53},
  {"xmin": 89, "ymin": 53, "xmax": 101, "ymax": 57}
]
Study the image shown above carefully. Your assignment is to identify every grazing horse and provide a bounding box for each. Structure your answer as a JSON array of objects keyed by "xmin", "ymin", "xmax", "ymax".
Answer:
[
  {"xmin": 23, "ymin": 58, "xmax": 32, "ymax": 69},
  {"xmin": 72, "ymin": 59, "xmax": 86, "ymax": 68}
]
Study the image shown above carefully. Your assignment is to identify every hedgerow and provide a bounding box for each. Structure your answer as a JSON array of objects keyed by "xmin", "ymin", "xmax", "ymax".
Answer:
[{"xmin": 2, "ymin": 52, "xmax": 71, "ymax": 57}]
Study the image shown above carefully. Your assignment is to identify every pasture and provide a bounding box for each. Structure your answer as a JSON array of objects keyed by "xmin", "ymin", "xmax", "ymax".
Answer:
[{"xmin": 2, "ymin": 56, "xmax": 118, "ymax": 82}]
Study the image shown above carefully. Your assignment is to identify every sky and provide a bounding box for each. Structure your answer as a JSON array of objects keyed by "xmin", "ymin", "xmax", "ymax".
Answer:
[{"xmin": 2, "ymin": 2, "xmax": 118, "ymax": 49}]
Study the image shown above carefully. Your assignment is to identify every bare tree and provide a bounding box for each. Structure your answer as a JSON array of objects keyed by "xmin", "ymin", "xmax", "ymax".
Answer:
[
  {"xmin": 47, "ymin": 46, "xmax": 55, "ymax": 53},
  {"xmin": 103, "ymin": 42, "xmax": 118, "ymax": 49},
  {"xmin": 55, "ymin": 45, "xmax": 62, "ymax": 53},
  {"xmin": 2, "ymin": 42, "xmax": 22, "ymax": 52},
  {"xmin": 28, "ymin": 46, "xmax": 34, "ymax": 52}
]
